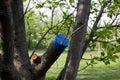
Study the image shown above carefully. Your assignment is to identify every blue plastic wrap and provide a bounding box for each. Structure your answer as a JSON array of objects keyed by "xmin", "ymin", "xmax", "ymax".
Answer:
[{"xmin": 53, "ymin": 34, "xmax": 69, "ymax": 52}]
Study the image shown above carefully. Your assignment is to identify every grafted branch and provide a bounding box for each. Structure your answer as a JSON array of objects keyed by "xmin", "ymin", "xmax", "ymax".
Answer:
[{"xmin": 33, "ymin": 44, "xmax": 63, "ymax": 80}]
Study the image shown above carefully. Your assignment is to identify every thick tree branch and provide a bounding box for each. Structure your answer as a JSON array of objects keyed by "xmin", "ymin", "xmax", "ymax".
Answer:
[
  {"xmin": 32, "ymin": 34, "xmax": 69, "ymax": 80},
  {"xmin": 33, "ymin": 44, "xmax": 63, "ymax": 80}
]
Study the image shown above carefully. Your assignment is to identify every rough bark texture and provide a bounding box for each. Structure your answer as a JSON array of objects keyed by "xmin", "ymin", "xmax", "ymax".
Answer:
[
  {"xmin": 11, "ymin": 0, "xmax": 32, "ymax": 80},
  {"xmin": 0, "ymin": 0, "xmax": 19, "ymax": 80},
  {"xmin": 57, "ymin": 0, "xmax": 91, "ymax": 80},
  {"xmin": 0, "ymin": 53, "xmax": 2, "ymax": 77}
]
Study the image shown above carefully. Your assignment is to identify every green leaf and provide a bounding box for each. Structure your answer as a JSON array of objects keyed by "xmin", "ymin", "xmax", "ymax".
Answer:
[
  {"xmin": 113, "ymin": 55, "xmax": 119, "ymax": 59},
  {"xmin": 47, "ymin": 0, "xmax": 52, "ymax": 4},
  {"xmin": 104, "ymin": 60, "xmax": 110, "ymax": 65},
  {"xmin": 69, "ymin": 0, "xmax": 74, "ymax": 4},
  {"xmin": 101, "ymin": 52, "xmax": 105, "ymax": 56},
  {"xmin": 116, "ymin": 45, "xmax": 120, "ymax": 53},
  {"xmin": 86, "ymin": 62, "xmax": 89, "ymax": 65},
  {"xmin": 116, "ymin": 38, "xmax": 120, "ymax": 44},
  {"xmin": 107, "ymin": 13, "xmax": 113, "ymax": 18},
  {"xmin": 59, "ymin": 2, "xmax": 65, "ymax": 7},
  {"xmin": 101, "ymin": 0, "xmax": 107, "ymax": 5},
  {"xmin": 110, "ymin": 55, "xmax": 119, "ymax": 62},
  {"xmin": 52, "ymin": 1, "xmax": 59, "ymax": 8},
  {"xmin": 63, "ymin": 12, "xmax": 67, "ymax": 19},
  {"xmin": 27, "ymin": 11, "xmax": 34, "ymax": 17}
]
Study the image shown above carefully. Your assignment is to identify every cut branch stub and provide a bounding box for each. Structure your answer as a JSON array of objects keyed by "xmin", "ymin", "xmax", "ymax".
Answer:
[{"xmin": 33, "ymin": 34, "xmax": 69, "ymax": 79}]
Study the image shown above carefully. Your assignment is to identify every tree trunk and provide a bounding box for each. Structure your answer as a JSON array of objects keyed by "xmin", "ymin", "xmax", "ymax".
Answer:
[
  {"xmin": 11, "ymin": 0, "xmax": 32, "ymax": 80},
  {"xmin": 57, "ymin": 0, "xmax": 91, "ymax": 80},
  {"xmin": 0, "ymin": 0, "xmax": 19, "ymax": 80}
]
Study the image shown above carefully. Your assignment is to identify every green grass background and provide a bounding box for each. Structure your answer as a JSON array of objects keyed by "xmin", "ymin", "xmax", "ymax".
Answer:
[{"xmin": 33, "ymin": 50, "xmax": 120, "ymax": 80}]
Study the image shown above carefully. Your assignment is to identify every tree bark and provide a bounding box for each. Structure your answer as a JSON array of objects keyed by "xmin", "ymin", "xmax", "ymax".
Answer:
[
  {"xmin": 0, "ymin": 0, "xmax": 19, "ymax": 80},
  {"xmin": 11, "ymin": 0, "xmax": 32, "ymax": 80},
  {"xmin": 57, "ymin": 0, "xmax": 91, "ymax": 80}
]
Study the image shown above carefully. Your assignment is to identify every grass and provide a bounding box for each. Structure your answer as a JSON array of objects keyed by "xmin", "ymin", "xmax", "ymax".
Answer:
[
  {"xmin": 77, "ymin": 60, "xmax": 120, "ymax": 80},
  {"xmin": 77, "ymin": 51, "xmax": 120, "ymax": 80},
  {"xmin": 33, "ymin": 50, "xmax": 120, "ymax": 80}
]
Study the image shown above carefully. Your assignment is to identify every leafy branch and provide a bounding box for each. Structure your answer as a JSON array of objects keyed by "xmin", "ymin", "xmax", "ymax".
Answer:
[{"xmin": 82, "ymin": 0, "xmax": 112, "ymax": 54}]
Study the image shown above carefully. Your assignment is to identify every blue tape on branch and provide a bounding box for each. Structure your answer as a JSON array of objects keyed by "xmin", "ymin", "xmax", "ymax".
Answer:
[{"xmin": 53, "ymin": 34, "xmax": 69, "ymax": 52}]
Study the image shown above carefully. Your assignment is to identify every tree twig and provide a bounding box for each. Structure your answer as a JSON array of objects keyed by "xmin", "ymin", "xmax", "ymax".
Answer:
[
  {"xmin": 96, "ymin": 24, "xmax": 120, "ymax": 30},
  {"xmin": 30, "ymin": 27, "xmax": 53, "ymax": 59},
  {"xmin": 50, "ymin": 8, "xmax": 55, "ymax": 28},
  {"xmin": 38, "ymin": 11, "xmax": 49, "ymax": 26},
  {"xmin": 24, "ymin": 0, "xmax": 32, "ymax": 15},
  {"xmin": 93, "ymin": 38, "xmax": 120, "ymax": 43},
  {"xmin": 71, "ymin": 23, "xmax": 86, "ymax": 36},
  {"xmin": 110, "ymin": 9, "xmax": 120, "ymax": 25}
]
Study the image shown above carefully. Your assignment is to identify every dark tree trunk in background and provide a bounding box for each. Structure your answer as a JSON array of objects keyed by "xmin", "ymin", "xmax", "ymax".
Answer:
[
  {"xmin": 0, "ymin": 0, "xmax": 19, "ymax": 80},
  {"xmin": 57, "ymin": 0, "xmax": 91, "ymax": 80},
  {"xmin": 11, "ymin": 0, "xmax": 32, "ymax": 80}
]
